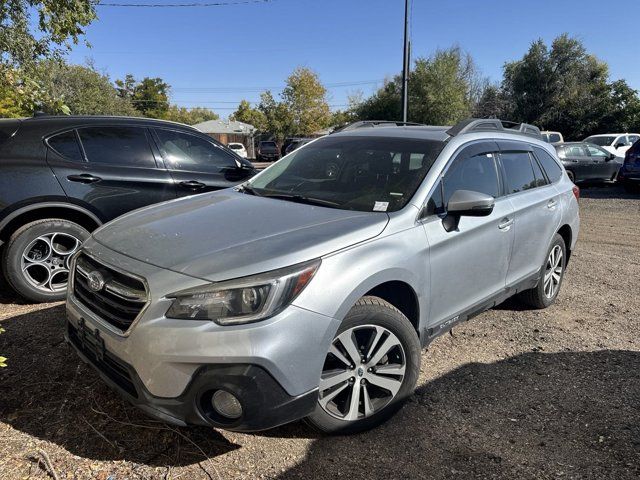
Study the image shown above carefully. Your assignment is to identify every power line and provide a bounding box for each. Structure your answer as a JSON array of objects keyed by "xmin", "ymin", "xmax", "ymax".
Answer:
[{"xmin": 98, "ymin": 0, "xmax": 272, "ymax": 7}]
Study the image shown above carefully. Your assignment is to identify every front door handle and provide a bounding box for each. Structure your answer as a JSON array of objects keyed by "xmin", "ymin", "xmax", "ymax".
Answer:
[
  {"xmin": 179, "ymin": 180, "xmax": 206, "ymax": 190},
  {"xmin": 67, "ymin": 174, "xmax": 102, "ymax": 184},
  {"xmin": 547, "ymin": 199, "xmax": 558, "ymax": 209},
  {"xmin": 498, "ymin": 218, "xmax": 514, "ymax": 231}
]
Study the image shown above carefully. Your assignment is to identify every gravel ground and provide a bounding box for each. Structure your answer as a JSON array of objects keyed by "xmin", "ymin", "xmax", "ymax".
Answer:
[{"xmin": 1, "ymin": 185, "xmax": 638, "ymax": 480}]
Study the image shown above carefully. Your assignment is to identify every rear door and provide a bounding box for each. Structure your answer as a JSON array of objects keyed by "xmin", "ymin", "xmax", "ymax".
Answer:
[
  {"xmin": 46, "ymin": 126, "xmax": 176, "ymax": 221},
  {"xmin": 498, "ymin": 142, "xmax": 561, "ymax": 286},
  {"xmin": 152, "ymin": 128, "xmax": 253, "ymax": 197},
  {"xmin": 423, "ymin": 141, "xmax": 514, "ymax": 326}
]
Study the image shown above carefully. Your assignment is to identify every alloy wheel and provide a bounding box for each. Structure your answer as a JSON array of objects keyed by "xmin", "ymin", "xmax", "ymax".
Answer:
[
  {"xmin": 543, "ymin": 245, "xmax": 563, "ymax": 299},
  {"xmin": 20, "ymin": 232, "xmax": 81, "ymax": 293},
  {"xmin": 319, "ymin": 324, "xmax": 406, "ymax": 421}
]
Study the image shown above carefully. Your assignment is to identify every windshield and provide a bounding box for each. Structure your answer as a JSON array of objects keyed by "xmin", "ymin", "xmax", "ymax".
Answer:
[
  {"xmin": 260, "ymin": 141, "xmax": 277, "ymax": 149},
  {"xmin": 585, "ymin": 136, "xmax": 615, "ymax": 146},
  {"xmin": 246, "ymin": 135, "xmax": 445, "ymax": 212}
]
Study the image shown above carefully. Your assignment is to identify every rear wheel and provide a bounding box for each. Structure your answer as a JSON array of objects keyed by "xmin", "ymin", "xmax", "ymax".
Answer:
[
  {"xmin": 306, "ymin": 296, "xmax": 420, "ymax": 435},
  {"xmin": 519, "ymin": 233, "xmax": 566, "ymax": 309},
  {"xmin": 2, "ymin": 219, "xmax": 89, "ymax": 303}
]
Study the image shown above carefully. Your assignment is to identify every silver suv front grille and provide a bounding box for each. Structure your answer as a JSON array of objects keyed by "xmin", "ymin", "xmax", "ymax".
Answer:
[{"xmin": 73, "ymin": 253, "xmax": 148, "ymax": 333}]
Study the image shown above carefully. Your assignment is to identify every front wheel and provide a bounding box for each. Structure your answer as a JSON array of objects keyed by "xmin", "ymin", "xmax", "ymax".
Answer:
[
  {"xmin": 306, "ymin": 296, "xmax": 421, "ymax": 435},
  {"xmin": 519, "ymin": 233, "xmax": 566, "ymax": 309},
  {"xmin": 2, "ymin": 219, "xmax": 89, "ymax": 303},
  {"xmin": 566, "ymin": 170, "xmax": 575, "ymax": 183}
]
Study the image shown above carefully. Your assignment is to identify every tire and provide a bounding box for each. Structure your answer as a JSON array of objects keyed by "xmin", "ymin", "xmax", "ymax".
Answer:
[
  {"xmin": 519, "ymin": 233, "xmax": 566, "ymax": 309},
  {"xmin": 566, "ymin": 170, "xmax": 575, "ymax": 183},
  {"xmin": 305, "ymin": 296, "xmax": 421, "ymax": 435},
  {"xmin": 2, "ymin": 219, "xmax": 89, "ymax": 303}
]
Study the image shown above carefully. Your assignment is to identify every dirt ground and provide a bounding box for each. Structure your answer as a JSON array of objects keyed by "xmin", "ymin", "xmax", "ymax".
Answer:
[{"xmin": 1, "ymin": 185, "xmax": 638, "ymax": 480}]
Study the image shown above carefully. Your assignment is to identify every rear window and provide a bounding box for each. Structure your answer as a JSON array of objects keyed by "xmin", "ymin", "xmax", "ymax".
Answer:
[
  {"xmin": 501, "ymin": 151, "xmax": 537, "ymax": 194},
  {"xmin": 78, "ymin": 127, "xmax": 156, "ymax": 167},
  {"xmin": 260, "ymin": 141, "xmax": 277, "ymax": 148},
  {"xmin": 533, "ymin": 147, "xmax": 563, "ymax": 183},
  {"xmin": 228, "ymin": 144, "xmax": 243, "ymax": 150},
  {"xmin": 549, "ymin": 133, "xmax": 562, "ymax": 143},
  {"xmin": 48, "ymin": 131, "xmax": 84, "ymax": 162}
]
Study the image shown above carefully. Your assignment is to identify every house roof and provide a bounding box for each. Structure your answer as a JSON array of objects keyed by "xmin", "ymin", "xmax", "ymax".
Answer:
[{"xmin": 193, "ymin": 119, "xmax": 256, "ymax": 135}]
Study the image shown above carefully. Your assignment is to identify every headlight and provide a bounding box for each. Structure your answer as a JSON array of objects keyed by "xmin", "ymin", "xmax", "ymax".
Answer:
[{"xmin": 165, "ymin": 259, "xmax": 320, "ymax": 325}]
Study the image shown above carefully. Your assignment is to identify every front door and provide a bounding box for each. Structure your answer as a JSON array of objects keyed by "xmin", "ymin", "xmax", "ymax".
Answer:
[
  {"xmin": 46, "ymin": 126, "xmax": 176, "ymax": 222},
  {"xmin": 423, "ymin": 141, "xmax": 514, "ymax": 327},
  {"xmin": 151, "ymin": 128, "xmax": 253, "ymax": 197},
  {"xmin": 586, "ymin": 144, "xmax": 618, "ymax": 180}
]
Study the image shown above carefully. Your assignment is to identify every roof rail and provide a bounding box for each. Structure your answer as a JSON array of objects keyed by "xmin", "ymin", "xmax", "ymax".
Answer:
[
  {"xmin": 332, "ymin": 120, "xmax": 425, "ymax": 133},
  {"xmin": 446, "ymin": 118, "xmax": 542, "ymax": 139}
]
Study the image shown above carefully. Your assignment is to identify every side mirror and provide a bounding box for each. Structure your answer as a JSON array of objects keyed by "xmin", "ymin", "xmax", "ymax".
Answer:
[
  {"xmin": 442, "ymin": 190, "xmax": 495, "ymax": 232},
  {"xmin": 447, "ymin": 190, "xmax": 495, "ymax": 217}
]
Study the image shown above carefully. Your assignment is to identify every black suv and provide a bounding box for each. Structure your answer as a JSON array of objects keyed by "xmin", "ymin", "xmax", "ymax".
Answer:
[
  {"xmin": 256, "ymin": 141, "xmax": 280, "ymax": 162},
  {"xmin": 0, "ymin": 115, "xmax": 256, "ymax": 302}
]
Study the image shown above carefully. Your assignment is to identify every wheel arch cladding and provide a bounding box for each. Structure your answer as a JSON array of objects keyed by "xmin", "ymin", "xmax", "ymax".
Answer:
[
  {"xmin": 365, "ymin": 281, "xmax": 420, "ymax": 335},
  {"xmin": 557, "ymin": 224, "xmax": 572, "ymax": 262}
]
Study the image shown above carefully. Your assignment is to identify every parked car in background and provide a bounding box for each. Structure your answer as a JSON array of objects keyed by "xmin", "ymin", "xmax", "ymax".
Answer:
[
  {"xmin": 227, "ymin": 142, "xmax": 248, "ymax": 158},
  {"xmin": 65, "ymin": 118, "xmax": 578, "ymax": 435},
  {"xmin": 554, "ymin": 142, "xmax": 620, "ymax": 183},
  {"xmin": 0, "ymin": 115, "xmax": 256, "ymax": 302},
  {"xmin": 256, "ymin": 141, "xmax": 280, "ymax": 162},
  {"xmin": 618, "ymin": 139, "xmax": 640, "ymax": 192},
  {"xmin": 541, "ymin": 131, "xmax": 564, "ymax": 144},
  {"xmin": 583, "ymin": 133, "xmax": 640, "ymax": 158},
  {"xmin": 284, "ymin": 138, "xmax": 313, "ymax": 155}
]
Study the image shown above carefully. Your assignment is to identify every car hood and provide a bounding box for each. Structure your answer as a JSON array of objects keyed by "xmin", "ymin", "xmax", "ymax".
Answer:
[{"xmin": 92, "ymin": 189, "xmax": 389, "ymax": 281}]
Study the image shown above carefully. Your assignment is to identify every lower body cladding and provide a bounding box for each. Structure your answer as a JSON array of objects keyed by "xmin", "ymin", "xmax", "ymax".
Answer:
[{"xmin": 64, "ymin": 254, "xmax": 339, "ymax": 430}]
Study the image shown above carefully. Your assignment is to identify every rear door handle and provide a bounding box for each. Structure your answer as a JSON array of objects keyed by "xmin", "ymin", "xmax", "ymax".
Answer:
[
  {"xmin": 547, "ymin": 199, "xmax": 558, "ymax": 209},
  {"xmin": 179, "ymin": 180, "xmax": 206, "ymax": 190},
  {"xmin": 67, "ymin": 174, "xmax": 101, "ymax": 184},
  {"xmin": 498, "ymin": 218, "xmax": 514, "ymax": 231}
]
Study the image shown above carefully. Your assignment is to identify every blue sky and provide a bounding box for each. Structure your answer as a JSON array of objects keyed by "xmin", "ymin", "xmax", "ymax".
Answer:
[{"xmin": 67, "ymin": 0, "xmax": 640, "ymax": 118}]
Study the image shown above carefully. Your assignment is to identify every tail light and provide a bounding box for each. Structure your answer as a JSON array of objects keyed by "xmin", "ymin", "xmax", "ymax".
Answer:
[{"xmin": 572, "ymin": 185, "xmax": 580, "ymax": 201}]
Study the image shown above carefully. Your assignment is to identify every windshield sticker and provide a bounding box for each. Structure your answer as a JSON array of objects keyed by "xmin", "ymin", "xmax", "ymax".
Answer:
[{"xmin": 373, "ymin": 201, "xmax": 389, "ymax": 212}]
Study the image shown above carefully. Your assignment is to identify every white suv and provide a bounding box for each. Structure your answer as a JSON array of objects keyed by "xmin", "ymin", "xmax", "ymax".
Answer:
[{"xmin": 584, "ymin": 133, "xmax": 640, "ymax": 159}]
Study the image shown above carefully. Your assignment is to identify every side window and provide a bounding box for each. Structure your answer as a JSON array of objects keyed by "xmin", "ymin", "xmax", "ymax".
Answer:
[
  {"xmin": 531, "ymin": 156, "xmax": 548, "ymax": 187},
  {"xmin": 47, "ymin": 130, "xmax": 83, "ymax": 162},
  {"xmin": 616, "ymin": 135, "xmax": 628, "ymax": 146},
  {"xmin": 78, "ymin": 127, "xmax": 155, "ymax": 167},
  {"xmin": 533, "ymin": 147, "xmax": 563, "ymax": 183},
  {"xmin": 442, "ymin": 152, "xmax": 500, "ymax": 206},
  {"xmin": 587, "ymin": 145, "xmax": 608, "ymax": 158},
  {"xmin": 628, "ymin": 135, "xmax": 639, "ymax": 144},
  {"xmin": 154, "ymin": 129, "xmax": 236, "ymax": 173},
  {"xmin": 566, "ymin": 145, "xmax": 587, "ymax": 156},
  {"xmin": 501, "ymin": 151, "xmax": 537, "ymax": 194}
]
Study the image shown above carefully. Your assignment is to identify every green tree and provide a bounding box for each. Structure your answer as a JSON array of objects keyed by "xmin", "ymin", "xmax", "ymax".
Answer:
[
  {"xmin": 353, "ymin": 47, "xmax": 485, "ymax": 125},
  {"xmin": 258, "ymin": 91, "xmax": 294, "ymax": 143},
  {"xmin": 281, "ymin": 67, "xmax": 331, "ymax": 135},
  {"xmin": 0, "ymin": 0, "xmax": 96, "ymax": 69},
  {"xmin": 116, "ymin": 75, "xmax": 170, "ymax": 117},
  {"xmin": 230, "ymin": 99, "xmax": 267, "ymax": 130},
  {"xmin": 501, "ymin": 34, "xmax": 613, "ymax": 139},
  {"xmin": 601, "ymin": 79, "xmax": 640, "ymax": 133},
  {"xmin": 163, "ymin": 105, "xmax": 219, "ymax": 125},
  {"xmin": 32, "ymin": 60, "xmax": 138, "ymax": 116},
  {"xmin": 473, "ymin": 84, "xmax": 507, "ymax": 118}
]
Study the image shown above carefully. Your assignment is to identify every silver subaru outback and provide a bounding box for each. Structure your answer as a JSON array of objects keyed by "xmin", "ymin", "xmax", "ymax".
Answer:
[{"xmin": 65, "ymin": 119, "xmax": 579, "ymax": 434}]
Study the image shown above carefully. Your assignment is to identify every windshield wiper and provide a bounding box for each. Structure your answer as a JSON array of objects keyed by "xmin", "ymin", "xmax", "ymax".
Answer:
[
  {"xmin": 238, "ymin": 184, "xmax": 261, "ymax": 196},
  {"xmin": 262, "ymin": 193, "xmax": 341, "ymax": 208}
]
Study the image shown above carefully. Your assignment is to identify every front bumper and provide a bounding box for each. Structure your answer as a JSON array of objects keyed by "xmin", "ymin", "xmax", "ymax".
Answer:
[
  {"xmin": 65, "ymin": 318, "xmax": 318, "ymax": 431},
  {"xmin": 64, "ymin": 239, "xmax": 340, "ymax": 430}
]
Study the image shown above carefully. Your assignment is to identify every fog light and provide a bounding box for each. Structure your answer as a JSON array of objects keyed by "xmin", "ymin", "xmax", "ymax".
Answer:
[{"xmin": 211, "ymin": 390, "xmax": 243, "ymax": 419}]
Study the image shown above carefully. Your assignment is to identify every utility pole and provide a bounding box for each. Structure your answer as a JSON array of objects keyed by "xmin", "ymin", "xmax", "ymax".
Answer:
[{"xmin": 401, "ymin": 0, "xmax": 410, "ymax": 122}]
